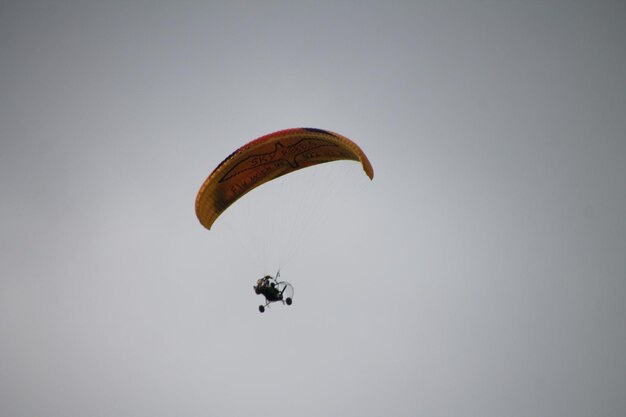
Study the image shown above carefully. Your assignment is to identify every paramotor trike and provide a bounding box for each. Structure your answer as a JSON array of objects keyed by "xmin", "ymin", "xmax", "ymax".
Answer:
[{"xmin": 253, "ymin": 273, "xmax": 294, "ymax": 313}]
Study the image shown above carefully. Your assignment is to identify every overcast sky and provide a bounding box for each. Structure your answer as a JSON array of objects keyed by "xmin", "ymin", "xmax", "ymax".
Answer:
[{"xmin": 1, "ymin": 1, "xmax": 625, "ymax": 416}]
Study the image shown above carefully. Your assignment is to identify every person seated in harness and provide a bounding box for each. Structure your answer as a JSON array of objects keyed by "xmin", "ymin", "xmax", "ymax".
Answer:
[{"xmin": 253, "ymin": 275, "xmax": 281, "ymax": 302}]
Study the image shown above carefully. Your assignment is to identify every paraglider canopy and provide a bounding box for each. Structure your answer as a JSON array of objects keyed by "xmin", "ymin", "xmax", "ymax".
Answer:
[{"xmin": 195, "ymin": 128, "xmax": 374, "ymax": 230}]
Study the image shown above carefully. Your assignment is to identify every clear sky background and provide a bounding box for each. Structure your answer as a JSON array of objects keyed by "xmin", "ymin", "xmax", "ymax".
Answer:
[{"xmin": 2, "ymin": 1, "xmax": 625, "ymax": 416}]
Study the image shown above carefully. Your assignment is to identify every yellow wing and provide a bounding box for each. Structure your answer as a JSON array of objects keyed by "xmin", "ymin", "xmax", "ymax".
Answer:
[{"xmin": 195, "ymin": 128, "xmax": 374, "ymax": 230}]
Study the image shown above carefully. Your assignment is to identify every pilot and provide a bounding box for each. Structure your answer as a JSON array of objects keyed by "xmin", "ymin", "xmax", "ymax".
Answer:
[{"xmin": 255, "ymin": 276, "xmax": 280, "ymax": 300}]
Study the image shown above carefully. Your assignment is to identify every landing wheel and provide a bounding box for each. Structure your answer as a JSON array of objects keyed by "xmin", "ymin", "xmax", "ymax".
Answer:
[
  {"xmin": 285, "ymin": 297, "xmax": 292, "ymax": 306},
  {"xmin": 259, "ymin": 305, "xmax": 265, "ymax": 313}
]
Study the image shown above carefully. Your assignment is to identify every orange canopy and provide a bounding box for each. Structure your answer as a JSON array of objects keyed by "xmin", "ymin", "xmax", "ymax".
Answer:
[{"xmin": 195, "ymin": 128, "xmax": 374, "ymax": 230}]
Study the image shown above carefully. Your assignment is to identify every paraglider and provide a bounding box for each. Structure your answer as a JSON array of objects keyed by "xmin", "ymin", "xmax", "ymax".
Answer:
[
  {"xmin": 195, "ymin": 127, "xmax": 374, "ymax": 230},
  {"xmin": 195, "ymin": 128, "xmax": 373, "ymax": 312}
]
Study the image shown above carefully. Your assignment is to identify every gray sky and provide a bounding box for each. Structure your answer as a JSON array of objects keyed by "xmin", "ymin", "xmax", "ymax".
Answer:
[{"xmin": 2, "ymin": 1, "xmax": 625, "ymax": 416}]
